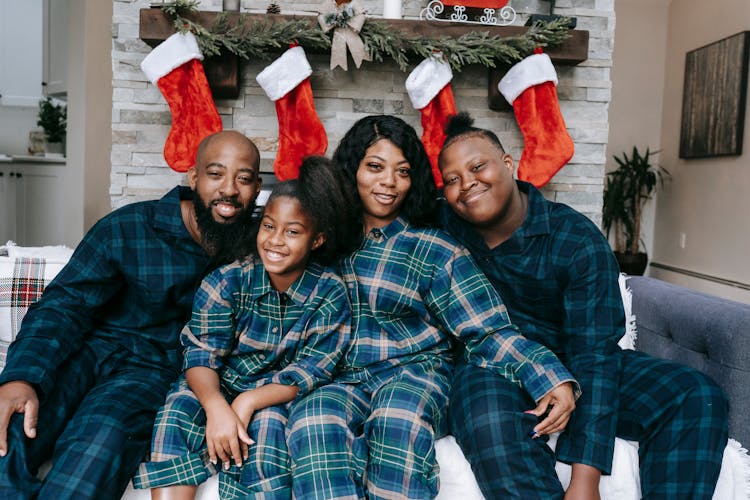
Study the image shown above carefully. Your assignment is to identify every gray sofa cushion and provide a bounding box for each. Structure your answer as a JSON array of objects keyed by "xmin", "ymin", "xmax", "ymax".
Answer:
[{"xmin": 628, "ymin": 276, "xmax": 750, "ymax": 446}]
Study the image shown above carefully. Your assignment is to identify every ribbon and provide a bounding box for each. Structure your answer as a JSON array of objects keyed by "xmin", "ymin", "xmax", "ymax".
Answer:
[{"xmin": 318, "ymin": 0, "xmax": 372, "ymax": 71}]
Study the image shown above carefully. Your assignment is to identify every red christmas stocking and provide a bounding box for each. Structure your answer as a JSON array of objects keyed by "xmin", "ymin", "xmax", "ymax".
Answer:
[
  {"xmin": 256, "ymin": 45, "xmax": 328, "ymax": 181},
  {"xmin": 498, "ymin": 50, "xmax": 574, "ymax": 187},
  {"xmin": 406, "ymin": 55, "xmax": 456, "ymax": 189},
  {"xmin": 141, "ymin": 32, "xmax": 223, "ymax": 172}
]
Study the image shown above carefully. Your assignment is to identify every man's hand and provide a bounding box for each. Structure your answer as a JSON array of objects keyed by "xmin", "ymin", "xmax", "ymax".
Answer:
[
  {"xmin": 527, "ymin": 381, "xmax": 576, "ymax": 437},
  {"xmin": 0, "ymin": 381, "xmax": 39, "ymax": 457}
]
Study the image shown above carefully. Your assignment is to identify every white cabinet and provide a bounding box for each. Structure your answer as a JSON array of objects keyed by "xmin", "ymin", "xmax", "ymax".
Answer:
[
  {"xmin": 0, "ymin": 165, "xmax": 19, "ymax": 244},
  {"xmin": 0, "ymin": 161, "xmax": 65, "ymax": 247},
  {"xmin": 43, "ymin": 0, "xmax": 68, "ymax": 96},
  {"xmin": 0, "ymin": 0, "xmax": 44, "ymax": 106}
]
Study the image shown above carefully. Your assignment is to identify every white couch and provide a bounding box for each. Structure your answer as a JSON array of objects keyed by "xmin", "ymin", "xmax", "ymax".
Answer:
[{"xmin": 1, "ymin": 243, "xmax": 748, "ymax": 499}]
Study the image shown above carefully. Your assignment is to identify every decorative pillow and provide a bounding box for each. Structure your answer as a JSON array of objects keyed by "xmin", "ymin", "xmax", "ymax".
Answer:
[
  {"xmin": 618, "ymin": 272, "xmax": 637, "ymax": 350},
  {"xmin": 0, "ymin": 242, "xmax": 73, "ymax": 372}
]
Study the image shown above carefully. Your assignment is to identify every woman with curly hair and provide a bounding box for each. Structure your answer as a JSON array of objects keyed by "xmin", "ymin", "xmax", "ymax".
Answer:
[{"xmin": 286, "ymin": 115, "xmax": 578, "ymax": 499}]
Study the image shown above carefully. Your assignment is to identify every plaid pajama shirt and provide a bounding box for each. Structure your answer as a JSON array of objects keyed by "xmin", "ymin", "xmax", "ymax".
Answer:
[
  {"xmin": 134, "ymin": 257, "xmax": 350, "ymax": 497},
  {"xmin": 287, "ymin": 217, "xmax": 577, "ymax": 500},
  {"xmin": 443, "ymin": 181, "xmax": 728, "ymax": 499},
  {"xmin": 0, "ymin": 187, "xmax": 213, "ymax": 499}
]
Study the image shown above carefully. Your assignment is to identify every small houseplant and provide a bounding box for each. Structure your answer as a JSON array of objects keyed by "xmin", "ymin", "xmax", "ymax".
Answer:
[
  {"xmin": 37, "ymin": 97, "xmax": 67, "ymax": 155},
  {"xmin": 602, "ymin": 146, "xmax": 669, "ymax": 275}
]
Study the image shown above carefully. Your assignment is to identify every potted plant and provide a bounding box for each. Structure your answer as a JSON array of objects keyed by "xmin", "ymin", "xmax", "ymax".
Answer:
[
  {"xmin": 37, "ymin": 97, "xmax": 67, "ymax": 156},
  {"xmin": 602, "ymin": 146, "xmax": 669, "ymax": 275}
]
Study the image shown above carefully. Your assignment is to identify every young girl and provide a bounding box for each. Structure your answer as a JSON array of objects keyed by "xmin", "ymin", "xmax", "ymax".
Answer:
[
  {"xmin": 134, "ymin": 157, "xmax": 358, "ymax": 499},
  {"xmin": 286, "ymin": 115, "xmax": 579, "ymax": 499}
]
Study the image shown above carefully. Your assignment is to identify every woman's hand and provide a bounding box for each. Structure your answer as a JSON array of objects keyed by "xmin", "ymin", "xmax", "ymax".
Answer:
[{"xmin": 526, "ymin": 381, "xmax": 576, "ymax": 437}]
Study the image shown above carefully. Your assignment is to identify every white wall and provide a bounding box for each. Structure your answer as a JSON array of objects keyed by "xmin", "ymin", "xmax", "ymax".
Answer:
[
  {"xmin": 608, "ymin": 0, "xmax": 670, "ymax": 257},
  {"xmin": 66, "ymin": 0, "xmax": 112, "ymax": 241},
  {"xmin": 651, "ymin": 0, "xmax": 750, "ymax": 303}
]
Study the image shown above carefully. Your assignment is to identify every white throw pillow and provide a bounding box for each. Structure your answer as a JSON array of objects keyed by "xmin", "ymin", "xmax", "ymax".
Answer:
[{"xmin": 0, "ymin": 242, "xmax": 73, "ymax": 372}]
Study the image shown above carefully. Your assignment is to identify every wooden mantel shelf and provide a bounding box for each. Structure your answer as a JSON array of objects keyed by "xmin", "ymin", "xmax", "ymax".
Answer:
[{"xmin": 139, "ymin": 8, "xmax": 589, "ymax": 101}]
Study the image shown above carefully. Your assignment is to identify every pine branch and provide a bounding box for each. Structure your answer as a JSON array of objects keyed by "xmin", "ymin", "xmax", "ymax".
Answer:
[
  {"xmin": 360, "ymin": 20, "xmax": 412, "ymax": 71},
  {"xmin": 160, "ymin": 6, "xmax": 573, "ymax": 72}
]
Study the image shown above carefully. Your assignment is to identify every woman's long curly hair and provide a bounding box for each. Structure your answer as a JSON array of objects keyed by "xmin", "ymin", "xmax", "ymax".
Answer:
[{"xmin": 332, "ymin": 115, "xmax": 439, "ymax": 228}]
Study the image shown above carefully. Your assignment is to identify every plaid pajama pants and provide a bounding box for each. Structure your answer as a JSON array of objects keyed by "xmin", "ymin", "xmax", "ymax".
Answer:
[
  {"xmin": 287, "ymin": 360, "xmax": 451, "ymax": 500},
  {"xmin": 0, "ymin": 342, "xmax": 175, "ymax": 500},
  {"xmin": 134, "ymin": 377, "xmax": 291, "ymax": 499},
  {"xmin": 449, "ymin": 350, "xmax": 728, "ymax": 499}
]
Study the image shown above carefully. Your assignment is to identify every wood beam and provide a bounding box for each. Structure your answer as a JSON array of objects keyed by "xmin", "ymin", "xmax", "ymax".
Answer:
[{"xmin": 138, "ymin": 8, "xmax": 589, "ymax": 106}]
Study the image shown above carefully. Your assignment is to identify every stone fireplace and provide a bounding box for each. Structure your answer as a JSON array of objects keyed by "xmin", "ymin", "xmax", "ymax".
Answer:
[{"xmin": 111, "ymin": 0, "xmax": 614, "ymax": 225}]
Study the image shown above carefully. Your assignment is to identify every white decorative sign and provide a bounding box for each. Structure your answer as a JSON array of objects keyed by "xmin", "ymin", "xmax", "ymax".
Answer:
[{"xmin": 420, "ymin": 1, "xmax": 516, "ymax": 26}]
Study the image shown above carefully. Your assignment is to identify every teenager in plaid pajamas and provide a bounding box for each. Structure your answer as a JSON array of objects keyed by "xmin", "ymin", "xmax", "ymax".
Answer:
[
  {"xmin": 286, "ymin": 115, "xmax": 580, "ymax": 500},
  {"xmin": 135, "ymin": 157, "xmax": 359, "ymax": 499},
  {"xmin": 439, "ymin": 113, "xmax": 729, "ymax": 499},
  {"xmin": 0, "ymin": 131, "xmax": 263, "ymax": 499}
]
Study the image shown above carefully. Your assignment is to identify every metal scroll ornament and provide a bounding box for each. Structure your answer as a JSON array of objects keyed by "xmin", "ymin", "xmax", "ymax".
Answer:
[{"xmin": 420, "ymin": 0, "xmax": 516, "ymax": 26}]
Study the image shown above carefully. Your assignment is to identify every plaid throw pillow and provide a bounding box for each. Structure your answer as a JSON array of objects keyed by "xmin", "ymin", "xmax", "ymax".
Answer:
[{"xmin": 0, "ymin": 245, "xmax": 72, "ymax": 372}]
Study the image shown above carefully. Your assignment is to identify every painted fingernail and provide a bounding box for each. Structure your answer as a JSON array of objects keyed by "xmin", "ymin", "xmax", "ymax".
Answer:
[{"xmin": 528, "ymin": 430, "xmax": 538, "ymax": 437}]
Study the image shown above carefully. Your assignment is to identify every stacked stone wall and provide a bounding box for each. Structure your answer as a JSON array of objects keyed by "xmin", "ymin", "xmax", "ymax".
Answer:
[{"xmin": 111, "ymin": 0, "xmax": 615, "ymax": 224}]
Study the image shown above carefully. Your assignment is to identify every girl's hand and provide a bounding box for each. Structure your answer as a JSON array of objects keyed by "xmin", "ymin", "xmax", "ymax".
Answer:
[
  {"xmin": 204, "ymin": 399, "xmax": 253, "ymax": 469},
  {"xmin": 526, "ymin": 382, "xmax": 576, "ymax": 437}
]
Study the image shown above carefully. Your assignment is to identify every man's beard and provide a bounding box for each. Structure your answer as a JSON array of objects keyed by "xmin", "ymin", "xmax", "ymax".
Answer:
[{"xmin": 193, "ymin": 192, "xmax": 258, "ymax": 264}]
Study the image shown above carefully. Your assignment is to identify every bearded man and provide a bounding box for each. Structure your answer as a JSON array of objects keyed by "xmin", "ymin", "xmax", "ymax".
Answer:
[{"xmin": 0, "ymin": 131, "xmax": 263, "ymax": 499}]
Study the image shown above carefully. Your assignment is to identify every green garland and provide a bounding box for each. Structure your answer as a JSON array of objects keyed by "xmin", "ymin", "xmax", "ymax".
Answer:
[{"xmin": 163, "ymin": 0, "xmax": 573, "ymax": 72}]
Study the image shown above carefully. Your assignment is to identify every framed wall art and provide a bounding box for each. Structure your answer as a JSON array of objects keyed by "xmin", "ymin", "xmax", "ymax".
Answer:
[{"xmin": 679, "ymin": 31, "xmax": 750, "ymax": 159}]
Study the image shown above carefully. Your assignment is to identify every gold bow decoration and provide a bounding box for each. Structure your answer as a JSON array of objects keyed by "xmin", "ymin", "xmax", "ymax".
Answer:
[{"xmin": 318, "ymin": 0, "xmax": 372, "ymax": 71}]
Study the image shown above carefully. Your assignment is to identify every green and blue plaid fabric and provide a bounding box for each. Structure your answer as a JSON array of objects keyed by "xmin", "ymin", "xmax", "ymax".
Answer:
[
  {"xmin": 339, "ymin": 216, "xmax": 576, "ymax": 401},
  {"xmin": 181, "ymin": 257, "xmax": 351, "ymax": 398},
  {"xmin": 443, "ymin": 181, "xmax": 728, "ymax": 497},
  {"xmin": 0, "ymin": 187, "xmax": 210, "ymax": 498},
  {"xmin": 443, "ymin": 181, "xmax": 624, "ymax": 471},
  {"xmin": 135, "ymin": 257, "xmax": 350, "ymax": 492},
  {"xmin": 286, "ymin": 217, "xmax": 576, "ymax": 499},
  {"xmin": 0, "ymin": 186, "xmax": 210, "ymax": 396},
  {"xmin": 288, "ymin": 360, "xmax": 451, "ymax": 499}
]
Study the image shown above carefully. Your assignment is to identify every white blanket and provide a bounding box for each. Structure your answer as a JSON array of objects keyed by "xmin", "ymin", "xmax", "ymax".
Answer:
[
  {"xmin": 118, "ymin": 435, "xmax": 750, "ymax": 500},
  {"xmin": 434, "ymin": 434, "xmax": 750, "ymax": 500}
]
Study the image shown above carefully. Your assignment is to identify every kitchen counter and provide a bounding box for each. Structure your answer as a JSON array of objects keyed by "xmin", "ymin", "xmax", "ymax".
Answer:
[{"xmin": 0, "ymin": 154, "xmax": 66, "ymax": 164}]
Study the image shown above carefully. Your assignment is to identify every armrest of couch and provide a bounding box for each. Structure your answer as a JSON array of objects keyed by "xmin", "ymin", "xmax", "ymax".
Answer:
[{"xmin": 626, "ymin": 275, "xmax": 750, "ymax": 446}]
